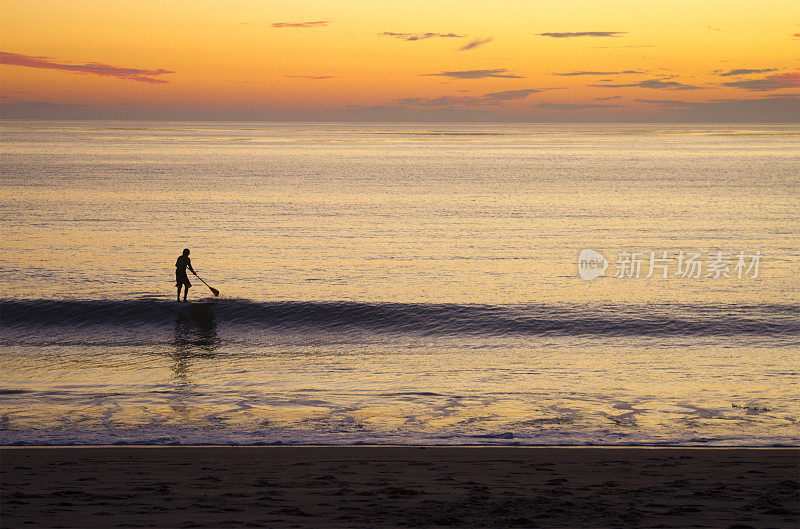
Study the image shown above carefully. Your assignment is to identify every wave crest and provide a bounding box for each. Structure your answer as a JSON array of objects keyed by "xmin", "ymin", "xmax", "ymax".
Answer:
[{"xmin": 2, "ymin": 298, "xmax": 798, "ymax": 338}]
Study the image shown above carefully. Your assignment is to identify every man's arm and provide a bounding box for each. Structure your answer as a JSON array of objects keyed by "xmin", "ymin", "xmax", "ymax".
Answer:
[{"xmin": 188, "ymin": 259, "xmax": 196, "ymax": 275}]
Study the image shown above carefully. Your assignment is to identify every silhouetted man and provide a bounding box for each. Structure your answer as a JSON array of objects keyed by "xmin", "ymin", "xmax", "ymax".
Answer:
[{"xmin": 175, "ymin": 248, "xmax": 196, "ymax": 302}]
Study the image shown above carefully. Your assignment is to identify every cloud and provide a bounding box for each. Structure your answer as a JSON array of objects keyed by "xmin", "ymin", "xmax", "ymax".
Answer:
[
  {"xmin": 341, "ymin": 103, "xmax": 496, "ymax": 122},
  {"xmin": 589, "ymin": 78, "xmax": 705, "ymax": 90},
  {"xmin": 285, "ymin": 75, "xmax": 338, "ymax": 79},
  {"xmin": 482, "ymin": 89, "xmax": 542, "ymax": 100},
  {"xmin": 397, "ymin": 95, "xmax": 487, "ymax": 107},
  {"xmin": 0, "ymin": 51, "xmax": 173, "ymax": 83},
  {"xmin": 644, "ymin": 94, "xmax": 800, "ymax": 121},
  {"xmin": 595, "ymin": 95, "xmax": 623, "ymax": 100},
  {"xmin": 632, "ymin": 94, "xmax": 799, "ymax": 119},
  {"xmin": 536, "ymin": 102, "xmax": 619, "ymax": 109},
  {"xmin": 380, "ymin": 32, "xmax": 463, "ymax": 41},
  {"xmin": 716, "ymin": 68, "xmax": 777, "ymax": 76},
  {"xmin": 398, "ymin": 89, "xmax": 542, "ymax": 106},
  {"xmin": 638, "ymin": 79, "xmax": 705, "ymax": 90},
  {"xmin": 341, "ymin": 93, "xmax": 800, "ymax": 122},
  {"xmin": 459, "ymin": 37, "xmax": 493, "ymax": 51},
  {"xmin": 344, "ymin": 104, "xmax": 399, "ymax": 112},
  {"xmin": 537, "ymin": 32, "xmax": 625, "ymax": 38},
  {"xmin": 554, "ymin": 70, "xmax": 644, "ymax": 76},
  {"xmin": 634, "ymin": 98, "xmax": 693, "ymax": 107},
  {"xmin": 422, "ymin": 69, "xmax": 523, "ymax": 79},
  {"xmin": 272, "ymin": 20, "xmax": 328, "ymax": 28},
  {"xmin": 381, "ymin": 33, "xmax": 493, "ymax": 50},
  {"xmin": 0, "ymin": 99, "xmax": 84, "ymax": 112},
  {"xmin": 793, "ymin": 34, "xmax": 800, "ymax": 39},
  {"xmin": 395, "ymin": 88, "xmax": 545, "ymax": 108},
  {"xmin": 721, "ymin": 72, "xmax": 799, "ymax": 91}
]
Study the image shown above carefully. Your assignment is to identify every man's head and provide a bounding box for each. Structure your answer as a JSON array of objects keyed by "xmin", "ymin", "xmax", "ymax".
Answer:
[{"xmin": 183, "ymin": 248, "xmax": 190, "ymax": 256}]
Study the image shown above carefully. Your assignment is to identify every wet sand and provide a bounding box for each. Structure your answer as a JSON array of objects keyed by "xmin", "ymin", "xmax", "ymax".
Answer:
[{"xmin": 2, "ymin": 446, "xmax": 798, "ymax": 528}]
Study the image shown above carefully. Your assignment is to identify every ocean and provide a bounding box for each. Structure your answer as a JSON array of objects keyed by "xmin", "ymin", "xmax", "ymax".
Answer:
[{"xmin": 1, "ymin": 121, "xmax": 798, "ymax": 446}]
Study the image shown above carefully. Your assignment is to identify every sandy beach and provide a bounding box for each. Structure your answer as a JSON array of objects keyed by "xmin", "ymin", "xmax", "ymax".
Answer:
[{"xmin": 2, "ymin": 446, "xmax": 797, "ymax": 528}]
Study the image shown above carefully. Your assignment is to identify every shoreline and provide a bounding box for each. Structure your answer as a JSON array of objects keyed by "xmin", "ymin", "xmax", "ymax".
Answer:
[
  {"xmin": 3, "ymin": 446, "xmax": 797, "ymax": 528},
  {"xmin": 3, "ymin": 444, "xmax": 798, "ymax": 449}
]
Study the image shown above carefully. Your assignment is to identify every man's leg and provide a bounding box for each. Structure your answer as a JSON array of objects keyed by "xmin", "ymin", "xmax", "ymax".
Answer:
[
  {"xmin": 177, "ymin": 284, "xmax": 182, "ymax": 302},
  {"xmin": 183, "ymin": 285, "xmax": 189, "ymax": 302}
]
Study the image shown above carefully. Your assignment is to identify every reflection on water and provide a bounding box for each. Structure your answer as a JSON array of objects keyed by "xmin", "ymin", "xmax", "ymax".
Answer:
[
  {"xmin": 168, "ymin": 309, "xmax": 219, "ymax": 421},
  {"xmin": 171, "ymin": 308, "xmax": 219, "ymax": 381}
]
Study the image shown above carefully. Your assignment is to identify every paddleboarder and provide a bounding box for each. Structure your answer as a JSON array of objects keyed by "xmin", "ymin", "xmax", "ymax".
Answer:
[{"xmin": 175, "ymin": 248, "xmax": 196, "ymax": 302}]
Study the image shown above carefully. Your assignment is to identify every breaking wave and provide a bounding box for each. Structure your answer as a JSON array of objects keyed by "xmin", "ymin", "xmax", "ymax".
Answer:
[{"xmin": 2, "ymin": 298, "xmax": 798, "ymax": 338}]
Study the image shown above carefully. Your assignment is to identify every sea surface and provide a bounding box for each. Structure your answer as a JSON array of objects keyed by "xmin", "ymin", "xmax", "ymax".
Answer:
[{"xmin": 1, "ymin": 121, "xmax": 798, "ymax": 446}]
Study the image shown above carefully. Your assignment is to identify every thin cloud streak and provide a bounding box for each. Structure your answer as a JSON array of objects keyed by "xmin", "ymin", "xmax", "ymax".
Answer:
[
  {"xmin": 397, "ymin": 96, "xmax": 487, "ymax": 107},
  {"xmin": 537, "ymin": 102, "xmax": 619, "ymax": 109},
  {"xmin": 272, "ymin": 21, "xmax": 329, "ymax": 28},
  {"xmin": 0, "ymin": 51, "xmax": 173, "ymax": 83},
  {"xmin": 634, "ymin": 94, "xmax": 800, "ymax": 121},
  {"xmin": 483, "ymin": 88, "xmax": 541, "ymax": 100},
  {"xmin": 537, "ymin": 32, "xmax": 625, "ymax": 38},
  {"xmin": 722, "ymin": 72, "xmax": 799, "ymax": 91},
  {"xmin": 422, "ymin": 69, "xmax": 523, "ymax": 79},
  {"xmin": 397, "ymin": 88, "xmax": 544, "ymax": 107},
  {"xmin": 635, "ymin": 98, "xmax": 693, "ymax": 107},
  {"xmin": 285, "ymin": 75, "xmax": 338, "ymax": 79},
  {"xmin": 555, "ymin": 70, "xmax": 644, "ymax": 76},
  {"xmin": 589, "ymin": 78, "xmax": 705, "ymax": 90},
  {"xmin": 380, "ymin": 32, "xmax": 463, "ymax": 41},
  {"xmin": 0, "ymin": 100, "xmax": 84, "ymax": 110},
  {"xmin": 716, "ymin": 68, "xmax": 777, "ymax": 76},
  {"xmin": 459, "ymin": 37, "xmax": 494, "ymax": 51},
  {"xmin": 639, "ymin": 79, "xmax": 705, "ymax": 90}
]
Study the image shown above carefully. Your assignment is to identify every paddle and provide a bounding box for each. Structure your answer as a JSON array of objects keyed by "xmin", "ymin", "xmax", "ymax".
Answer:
[{"xmin": 194, "ymin": 273, "xmax": 220, "ymax": 296}]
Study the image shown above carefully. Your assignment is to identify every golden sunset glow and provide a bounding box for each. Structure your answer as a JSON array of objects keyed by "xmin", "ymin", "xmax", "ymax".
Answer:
[{"xmin": 1, "ymin": 0, "xmax": 798, "ymax": 120}]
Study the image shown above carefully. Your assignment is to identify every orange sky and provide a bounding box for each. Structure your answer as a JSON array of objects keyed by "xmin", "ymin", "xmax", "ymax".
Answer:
[{"xmin": 1, "ymin": 0, "xmax": 798, "ymax": 121}]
